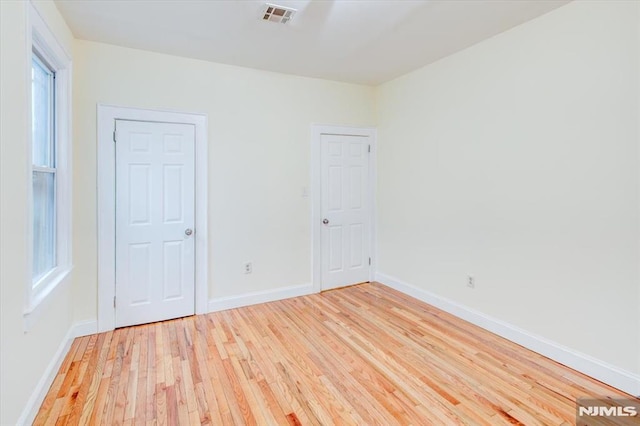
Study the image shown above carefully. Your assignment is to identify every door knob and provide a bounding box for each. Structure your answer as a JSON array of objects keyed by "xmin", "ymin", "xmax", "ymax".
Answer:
[
  {"xmin": 185, "ymin": 228, "xmax": 193, "ymax": 236},
  {"xmin": 322, "ymin": 219, "xmax": 329, "ymax": 225}
]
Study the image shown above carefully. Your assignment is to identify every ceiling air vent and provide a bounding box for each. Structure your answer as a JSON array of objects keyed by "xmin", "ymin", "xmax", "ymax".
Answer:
[{"xmin": 262, "ymin": 3, "xmax": 296, "ymax": 24}]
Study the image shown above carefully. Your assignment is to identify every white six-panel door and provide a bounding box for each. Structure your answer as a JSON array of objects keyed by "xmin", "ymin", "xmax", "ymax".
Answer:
[
  {"xmin": 321, "ymin": 134, "xmax": 371, "ymax": 290},
  {"xmin": 115, "ymin": 120, "xmax": 196, "ymax": 327}
]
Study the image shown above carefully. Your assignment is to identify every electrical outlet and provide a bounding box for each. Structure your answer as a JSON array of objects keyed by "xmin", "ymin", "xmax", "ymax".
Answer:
[
  {"xmin": 467, "ymin": 275, "xmax": 475, "ymax": 288},
  {"xmin": 244, "ymin": 262, "xmax": 252, "ymax": 274}
]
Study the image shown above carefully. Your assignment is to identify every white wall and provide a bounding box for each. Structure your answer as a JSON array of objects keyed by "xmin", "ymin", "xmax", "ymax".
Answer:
[
  {"xmin": 376, "ymin": 0, "xmax": 639, "ymax": 375},
  {"xmin": 72, "ymin": 40, "xmax": 376, "ymax": 322},
  {"xmin": 0, "ymin": 1, "xmax": 77, "ymax": 424}
]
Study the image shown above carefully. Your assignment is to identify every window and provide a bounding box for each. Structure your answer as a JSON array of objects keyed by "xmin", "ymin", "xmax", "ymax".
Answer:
[
  {"xmin": 31, "ymin": 53, "xmax": 57, "ymax": 284},
  {"xmin": 25, "ymin": 3, "xmax": 72, "ymax": 320}
]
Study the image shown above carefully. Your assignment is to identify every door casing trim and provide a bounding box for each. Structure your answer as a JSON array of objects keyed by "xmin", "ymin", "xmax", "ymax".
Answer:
[
  {"xmin": 310, "ymin": 125, "xmax": 377, "ymax": 293},
  {"xmin": 97, "ymin": 104, "xmax": 208, "ymax": 332}
]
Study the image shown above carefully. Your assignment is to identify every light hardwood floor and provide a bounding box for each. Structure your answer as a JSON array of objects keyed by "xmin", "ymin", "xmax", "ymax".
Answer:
[{"xmin": 35, "ymin": 283, "xmax": 634, "ymax": 425}]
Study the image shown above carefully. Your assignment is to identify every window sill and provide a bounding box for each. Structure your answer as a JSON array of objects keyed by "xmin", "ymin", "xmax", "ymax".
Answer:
[{"xmin": 23, "ymin": 265, "xmax": 73, "ymax": 332}]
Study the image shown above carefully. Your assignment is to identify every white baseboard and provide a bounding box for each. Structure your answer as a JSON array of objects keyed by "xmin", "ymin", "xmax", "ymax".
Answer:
[
  {"xmin": 17, "ymin": 319, "xmax": 98, "ymax": 425},
  {"xmin": 209, "ymin": 283, "xmax": 314, "ymax": 312},
  {"xmin": 72, "ymin": 319, "xmax": 99, "ymax": 337},
  {"xmin": 376, "ymin": 272, "xmax": 640, "ymax": 397}
]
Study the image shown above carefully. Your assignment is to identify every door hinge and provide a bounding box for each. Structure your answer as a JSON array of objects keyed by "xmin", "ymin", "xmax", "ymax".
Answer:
[
  {"xmin": 113, "ymin": 296, "xmax": 116, "ymax": 308},
  {"xmin": 368, "ymin": 145, "xmax": 371, "ymax": 153},
  {"xmin": 369, "ymin": 257, "xmax": 371, "ymax": 265},
  {"xmin": 113, "ymin": 130, "xmax": 117, "ymax": 143}
]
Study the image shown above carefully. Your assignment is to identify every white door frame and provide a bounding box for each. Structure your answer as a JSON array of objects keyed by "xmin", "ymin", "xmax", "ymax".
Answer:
[
  {"xmin": 97, "ymin": 104, "xmax": 208, "ymax": 332},
  {"xmin": 311, "ymin": 125, "xmax": 377, "ymax": 293}
]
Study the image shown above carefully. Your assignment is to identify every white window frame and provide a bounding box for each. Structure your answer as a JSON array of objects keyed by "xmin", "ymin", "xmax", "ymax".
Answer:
[{"xmin": 24, "ymin": 2, "xmax": 73, "ymax": 325}]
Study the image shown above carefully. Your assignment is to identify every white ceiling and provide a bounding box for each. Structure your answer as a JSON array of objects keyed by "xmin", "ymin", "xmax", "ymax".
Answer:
[{"xmin": 54, "ymin": 0, "xmax": 571, "ymax": 86}]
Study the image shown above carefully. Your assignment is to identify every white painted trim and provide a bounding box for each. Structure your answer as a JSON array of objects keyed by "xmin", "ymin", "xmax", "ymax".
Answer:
[
  {"xmin": 97, "ymin": 104, "xmax": 208, "ymax": 332},
  {"xmin": 23, "ymin": 270, "xmax": 72, "ymax": 331},
  {"xmin": 376, "ymin": 272, "xmax": 640, "ymax": 397},
  {"xmin": 24, "ymin": 1, "xmax": 74, "ymax": 329},
  {"xmin": 311, "ymin": 125, "xmax": 377, "ymax": 293},
  {"xmin": 73, "ymin": 319, "xmax": 99, "ymax": 338},
  {"xmin": 637, "ymin": 0, "xmax": 640, "ymax": 385},
  {"xmin": 16, "ymin": 319, "xmax": 98, "ymax": 425},
  {"xmin": 208, "ymin": 283, "xmax": 314, "ymax": 312},
  {"xmin": 369, "ymin": 133, "xmax": 378, "ymax": 280}
]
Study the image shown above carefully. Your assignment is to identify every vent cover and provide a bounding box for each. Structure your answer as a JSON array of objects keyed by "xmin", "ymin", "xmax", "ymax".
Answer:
[{"xmin": 262, "ymin": 3, "xmax": 296, "ymax": 24}]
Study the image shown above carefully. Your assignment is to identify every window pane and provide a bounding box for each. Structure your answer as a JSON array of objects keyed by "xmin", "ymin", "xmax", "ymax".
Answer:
[
  {"xmin": 33, "ymin": 171, "xmax": 56, "ymax": 283},
  {"xmin": 32, "ymin": 55, "xmax": 54, "ymax": 168}
]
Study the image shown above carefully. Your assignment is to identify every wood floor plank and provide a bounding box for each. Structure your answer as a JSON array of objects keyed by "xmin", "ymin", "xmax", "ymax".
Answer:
[
  {"xmin": 101, "ymin": 329, "xmax": 125, "ymax": 425},
  {"xmin": 34, "ymin": 338, "xmax": 84, "ymax": 426},
  {"xmin": 65, "ymin": 333, "xmax": 104, "ymax": 425},
  {"xmin": 35, "ymin": 283, "xmax": 638, "ymax": 425},
  {"xmin": 113, "ymin": 326, "xmax": 135, "ymax": 425}
]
